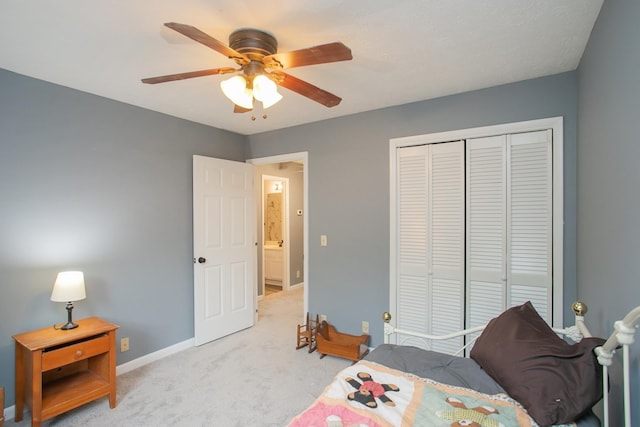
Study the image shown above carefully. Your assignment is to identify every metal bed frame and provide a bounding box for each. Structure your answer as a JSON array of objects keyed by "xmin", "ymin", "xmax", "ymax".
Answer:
[{"xmin": 382, "ymin": 302, "xmax": 640, "ymax": 427}]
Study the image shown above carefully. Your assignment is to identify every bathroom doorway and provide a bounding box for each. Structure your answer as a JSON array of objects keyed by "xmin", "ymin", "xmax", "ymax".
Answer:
[
  {"xmin": 262, "ymin": 174, "xmax": 289, "ymax": 296},
  {"xmin": 248, "ymin": 152, "xmax": 307, "ymax": 318}
]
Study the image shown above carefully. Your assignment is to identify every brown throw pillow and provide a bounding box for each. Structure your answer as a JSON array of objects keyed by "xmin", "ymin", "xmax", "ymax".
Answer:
[{"xmin": 470, "ymin": 301, "xmax": 605, "ymax": 426}]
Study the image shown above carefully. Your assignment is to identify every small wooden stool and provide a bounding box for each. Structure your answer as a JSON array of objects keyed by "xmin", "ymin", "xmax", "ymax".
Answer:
[{"xmin": 296, "ymin": 312, "xmax": 318, "ymax": 353}]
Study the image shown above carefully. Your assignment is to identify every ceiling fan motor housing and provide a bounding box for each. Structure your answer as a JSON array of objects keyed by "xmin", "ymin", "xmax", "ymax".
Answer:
[
  {"xmin": 230, "ymin": 29, "xmax": 277, "ymax": 59},
  {"xmin": 229, "ymin": 28, "xmax": 280, "ymax": 83}
]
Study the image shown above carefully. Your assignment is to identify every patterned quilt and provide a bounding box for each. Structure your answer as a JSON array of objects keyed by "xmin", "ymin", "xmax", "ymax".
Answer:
[{"xmin": 289, "ymin": 361, "xmax": 574, "ymax": 427}]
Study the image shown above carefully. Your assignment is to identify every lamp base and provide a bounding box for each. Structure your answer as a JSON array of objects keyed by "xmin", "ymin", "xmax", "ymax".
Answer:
[
  {"xmin": 60, "ymin": 301, "xmax": 79, "ymax": 330},
  {"xmin": 60, "ymin": 321, "xmax": 79, "ymax": 330}
]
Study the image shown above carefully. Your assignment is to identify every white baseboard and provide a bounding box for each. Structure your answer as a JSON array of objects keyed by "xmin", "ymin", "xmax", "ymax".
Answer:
[
  {"xmin": 4, "ymin": 406, "xmax": 14, "ymax": 424},
  {"xmin": 290, "ymin": 281, "xmax": 304, "ymax": 289},
  {"xmin": 116, "ymin": 337, "xmax": 194, "ymax": 375},
  {"xmin": 3, "ymin": 337, "xmax": 194, "ymax": 422}
]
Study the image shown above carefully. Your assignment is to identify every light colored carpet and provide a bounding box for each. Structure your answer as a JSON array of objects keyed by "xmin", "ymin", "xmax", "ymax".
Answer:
[{"xmin": 15, "ymin": 287, "xmax": 350, "ymax": 426}]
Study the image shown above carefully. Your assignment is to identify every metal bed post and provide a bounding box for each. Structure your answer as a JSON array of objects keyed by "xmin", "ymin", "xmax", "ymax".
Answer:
[
  {"xmin": 623, "ymin": 344, "xmax": 630, "ymax": 427},
  {"xmin": 594, "ymin": 307, "xmax": 640, "ymax": 427}
]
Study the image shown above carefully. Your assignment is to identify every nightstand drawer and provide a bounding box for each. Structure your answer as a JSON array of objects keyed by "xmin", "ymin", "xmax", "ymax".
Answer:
[{"xmin": 42, "ymin": 335, "xmax": 110, "ymax": 371}]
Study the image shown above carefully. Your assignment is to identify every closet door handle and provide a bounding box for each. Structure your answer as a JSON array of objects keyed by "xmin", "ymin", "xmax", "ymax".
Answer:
[{"xmin": 198, "ymin": 257, "xmax": 206, "ymax": 264}]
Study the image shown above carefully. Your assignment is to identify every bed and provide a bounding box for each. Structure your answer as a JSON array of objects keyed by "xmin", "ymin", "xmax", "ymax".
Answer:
[{"xmin": 288, "ymin": 301, "xmax": 640, "ymax": 427}]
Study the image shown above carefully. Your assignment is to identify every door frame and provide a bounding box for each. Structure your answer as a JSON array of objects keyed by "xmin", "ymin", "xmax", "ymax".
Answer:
[
  {"xmin": 261, "ymin": 174, "xmax": 290, "ymax": 293},
  {"xmin": 247, "ymin": 152, "xmax": 309, "ymax": 317}
]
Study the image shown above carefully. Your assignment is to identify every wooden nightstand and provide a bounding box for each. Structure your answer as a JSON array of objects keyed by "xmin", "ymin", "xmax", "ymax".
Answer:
[{"xmin": 13, "ymin": 317, "xmax": 119, "ymax": 427}]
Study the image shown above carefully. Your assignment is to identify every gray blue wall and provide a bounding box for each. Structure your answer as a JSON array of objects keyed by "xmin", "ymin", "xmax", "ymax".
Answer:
[
  {"xmin": 577, "ymin": 0, "xmax": 640, "ymax": 424},
  {"xmin": 247, "ymin": 71, "xmax": 579, "ymax": 346},
  {"xmin": 0, "ymin": 69, "xmax": 246, "ymax": 407}
]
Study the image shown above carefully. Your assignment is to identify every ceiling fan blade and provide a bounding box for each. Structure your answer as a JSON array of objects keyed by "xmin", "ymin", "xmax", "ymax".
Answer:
[
  {"xmin": 234, "ymin": 104, "xmax": 252, "ymax": 114},
  {"xmin": 264, "ymin": 42, "xmax": 352, "ymax": 69},
  {"xmin": 141, "ymin": 67, "xmax": 237, "ymax": 84},
  {"xmin": 164, "ymin": 22, "xmax": 250, "ymax": 64},
  {"xmin": 276, "ymin": 72, "xmax": 342, "ymax": 108}
]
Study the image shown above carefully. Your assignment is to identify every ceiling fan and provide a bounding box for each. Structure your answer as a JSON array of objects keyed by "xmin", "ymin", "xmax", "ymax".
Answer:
[{"xmin": 142, "ymin": 22, "xmax": 353, "ymax": 113}]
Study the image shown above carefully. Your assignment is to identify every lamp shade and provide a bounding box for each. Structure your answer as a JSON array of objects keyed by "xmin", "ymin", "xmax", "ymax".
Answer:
[
  {"xmin": 261, "ymin": 92, "xmax": 283, "ymax": 109},
  {"xmin": 253, "ymin": 75, "xmax": 282, "ymax": 108},
  {"xmin": 51, "ymin": 271, "xmax": 86, "ymax": 302}
]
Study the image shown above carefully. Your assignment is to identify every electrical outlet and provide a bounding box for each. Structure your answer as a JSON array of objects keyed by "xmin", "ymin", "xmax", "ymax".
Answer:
[
  {"xmin": 296, "ymin": 270, "xmax": 301, "ymax": 279},
  {"xmin": 120, "ymin": 337, "xmax": 130, "ymax": 352},
  {"xmin": 320, "ymin": 235, "xmax": 328, "ymax": 246},
  {"xmin": 362, "ymin": 321, "xmax": 369, "ymax": 334},
  {"xmin": 320, "ymin": 314, "xmax": 327, "ymax": 322}
]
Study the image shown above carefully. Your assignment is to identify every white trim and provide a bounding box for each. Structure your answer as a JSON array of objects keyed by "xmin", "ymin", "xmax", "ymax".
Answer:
[
  {"xmin": 392, "ymin": 117, "xmax": 563, "ymax": 148},
  {"xmin": 290, "ymin": 281, "xmax": 304, "ymax": 289},
  {"xmin": 390, "ymin": 117, "xmax": 564, "ymax": 328},
  {"xmin": 247, "ymin": 152, "xmax": 309, "ymax": 318},
  {"xmin": 389, "ymin": 142, "xmax": 399, "ymax": 343},
  {"xmin": 116, "ymin": 338, "xmax": 194, "ymax": 375},
  {"xmin": 4, "ymin": 406, "xmax": 14, "ymax": 423},
  {"xmin": 3, "ymin": 405, "xmax": 13, "ymax": 424},
  {"xmin": 3, "ymin": 337, "xmax": 195, "ymax": 422}
]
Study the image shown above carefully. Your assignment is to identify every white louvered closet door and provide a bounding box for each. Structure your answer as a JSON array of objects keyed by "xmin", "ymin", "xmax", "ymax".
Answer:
[
  {"xmin": 396, "ymin": 142, "xmax": 465, "ymax": 352},
  {"xmin": 429, "ymin": 142, "xmax": 465, "ymax": 353},
  {"xmin": 466, "ymin": 136, "xmax": 508, "ymax": 333},
  {"xmin": 397, "ymin": 145, "xmax": 429, "ymax": 348},
  {"xmin": 507, "ymin": 130, "xmax": 553, "ymax": 319},
  {"xmin": 466, "ymin": 131, "xmax": 553, "ymax": 329}
]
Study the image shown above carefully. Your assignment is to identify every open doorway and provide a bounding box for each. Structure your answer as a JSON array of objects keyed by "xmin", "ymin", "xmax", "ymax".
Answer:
[
  {"xmin": 262, "ymin": 174, "xmax": 289, "ymax": 296},
  {"xmin": 248, "ymin": 152, "xmax": 308, "ymax": 318}
]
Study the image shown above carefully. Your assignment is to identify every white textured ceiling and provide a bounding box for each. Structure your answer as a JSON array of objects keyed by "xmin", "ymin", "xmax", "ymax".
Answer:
[{"xmin": 0, "ymin": 1, "xmax": 603, "ymax": 135}]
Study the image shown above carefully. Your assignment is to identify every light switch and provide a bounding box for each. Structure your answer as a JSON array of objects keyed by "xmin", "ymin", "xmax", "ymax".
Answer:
[{"xmin": 320, "ymin": 235, "xmax": 327, "ymax": 246}]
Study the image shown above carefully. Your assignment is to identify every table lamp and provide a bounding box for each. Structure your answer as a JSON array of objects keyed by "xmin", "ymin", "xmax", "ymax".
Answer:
[{"xmin": 51, "ymin": 271, "xmax": 86, "ymax": 330}]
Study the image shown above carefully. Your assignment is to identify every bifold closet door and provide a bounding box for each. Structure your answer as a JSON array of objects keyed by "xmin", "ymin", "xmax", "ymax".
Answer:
[
  {"xmin": 396, "ymin": 141, "xmax": 465, "ymax": 353},
  {"xmin": 507, "ymin": 130, "xmax": 553, "ymax": 319},
  {"xmin": 466, "ymin": 130, "xmax": 553, "ymax": 331},
  {"xmin": 465, "ymin": 135, "xmax": 507, "ymax": 335}
]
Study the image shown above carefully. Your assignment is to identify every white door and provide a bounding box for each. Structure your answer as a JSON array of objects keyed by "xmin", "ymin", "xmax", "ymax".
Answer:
[
  {"xmin": 506, "ymin": 130, "xmax": 553, "ymax": 317},
  {"xmin": 465, "ymin": 135, "xmax": 508, "ymax": 331},
  {"xmin": 427, "ymin": 141, "xmax": 465, "ymax": 354},
  {"xmin": 395, "ymin": 145, "xmax": 430, "ymax": 347},
  {"xmin": 466, "ymin": 131, "xmax": 553, "ymax": 328},
  {"xmin": 193, "ymin": 155, "xmax": 256, "ymax": 346},
  {"xmin": 391, "ymin": 120, "xmax": 561, "ymax": 355},
  {"xmin": 395, "ymin": 141, "xmax": 465, "ymax": 353}
]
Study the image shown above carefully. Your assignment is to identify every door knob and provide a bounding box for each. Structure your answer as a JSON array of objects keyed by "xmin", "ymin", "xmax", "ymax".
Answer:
[{"xmin": 198, "ymin": 257, "xmax": 206, "ymax": 264}]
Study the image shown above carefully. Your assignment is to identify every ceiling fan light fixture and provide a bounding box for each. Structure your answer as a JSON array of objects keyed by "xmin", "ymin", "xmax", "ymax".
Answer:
[
  {"xmin": 143, "ymin": 24, "xmax": 353, "ymax": 112},
  {"xmin": 220, "ymin": 75, "xmax": 254, "ymax": 109},
  {"xmin": 253, "ymin": 75, "xmax": 282, "ymax": 109},
  {"xmin": 261, "ymin": 91, "xmax": 283, "ymax": 109}
]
